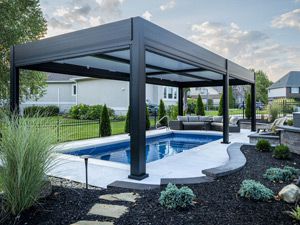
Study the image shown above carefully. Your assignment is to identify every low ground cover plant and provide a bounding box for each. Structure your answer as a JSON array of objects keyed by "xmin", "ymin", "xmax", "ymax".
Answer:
[
  {"xmin": 238, "ymin": 179, "xmax": 274, "ymax": 201},
  {"xmin": 286, "ymin": 205, "xmax": 300, "ymax": 221},
  {"xmin": 263, "ymin": 166, "xmax": 299, "ymax": 182},
  {"xmin": 256, "ymin": 139, "xmax": 271, "ymax": 152},
  {"xmin": 159, "ymin": 183, "xmax": 195, "ymax": 209},
  {"xmin": 273, "ymin": 144, "xmax": 290, "ymax": 159},
  {"xmin": 0, "ymin": 113, "xmax": 57, "ymax": 216}
]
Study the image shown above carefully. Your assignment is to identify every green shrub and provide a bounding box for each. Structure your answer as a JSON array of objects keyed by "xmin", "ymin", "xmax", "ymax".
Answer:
[
  {"xmin": 245, "ymin": 93, "xmax": 251, "ymax": 119},
  {"xmin": 263, "ymin": 166, "xmax": 299, "ymax": 182},
  {"xmin": 273, "ymin": 144, "xmax": 290, "ymax": 159},
  {"xmin": 286, "ymin": 119, "xmax": 294, "ymax": 126},
  {"xmin": 87, "ymin": 105, "xmax": 103, "ymax": 120},
  {"xmin": 187, "ymin": 98, "xmax": 196, "ymax": 114},
  {"xmin": 229, "ymin": 86, "xmax": 235, "ymax": 108},
  {"xmin": 195, "ymin": 95, "xmax": 205, "ymax": 116},
  {"xmin": 167, "ymin": 104, "xmax": 178, "ymax": 120},
  {"xmin": 238, "ymin": 179, "xmax": 274, "ymax": 201},
  {"xmin": 286, "ymin": 205, "xmax": 300, "ymax": 221},
  {"xmin": 158, "ymin": 99, "xmax": 168, "ymax": 126},
  {"xmin": 0, "ymin": 113, "xmax": 56, "ymax": 215},
  {"xmin": 146, "ymin": 105, "xmax": 150, "ymax": 130},
  {"xmin": 159, "ymin": 183, "xmax": 195, "ymax": 209},
  {"xmin": 69, "ymin": 104, "xmax": 89, "ymax": 120},
  {"xmin": 100, "ymin": 105, "xmax": 111, "ymax": 137},
  {"xmin": 69, "ymin": 104, "xmax": 114, "ymax": 120},
  {"xmin": 267, "ymin": 103, "xmax": 280, "ymax": 122},
  {"xmin": 256, "ymin": 139, "xmax": 271, "ymax": 152},
  {"xmin": 207, "ymin": 98, "xmax": 213, "ymax": 110},
  {"xmin": 124, "ymin": 106, "xmax": 130, "ymax": 133},
  {"xmin": 24, "ymin": 105, "xmax": 59, "ymax": 117},
  {"xmin": 218, "ymin": 93, "xmax": 223, "ymax": 116}
]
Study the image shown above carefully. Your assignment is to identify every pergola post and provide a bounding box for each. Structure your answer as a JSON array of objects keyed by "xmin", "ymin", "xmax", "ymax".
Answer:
[
  {"xmin": 178, "ymin": 87, "xmax": 183, "ymax": 116},
  {"xmin": 222, "ymin": 60, "xmax": 230, "ymax": 144},
  {"xmin": 251, "ymin": 81, "xmax": 256, "ymax": 132},
  {"xmin": 10, "ymin": 46, "xmax": 20, "ymax": 114},
  {"xmin": 128, "ymin": 18, "xmax": 148, "ymax": 180}
]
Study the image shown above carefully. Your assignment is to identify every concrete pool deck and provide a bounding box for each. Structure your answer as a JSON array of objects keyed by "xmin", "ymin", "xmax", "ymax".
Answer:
[{"xmin": 49, "ymin": 129, "xmax": 253, "ymax": 188}]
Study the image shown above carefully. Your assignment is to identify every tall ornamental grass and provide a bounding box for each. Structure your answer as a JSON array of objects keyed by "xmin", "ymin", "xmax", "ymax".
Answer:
[{"xmin": 0, "ymin": 113, "xmax": 56, "ymax": 216}]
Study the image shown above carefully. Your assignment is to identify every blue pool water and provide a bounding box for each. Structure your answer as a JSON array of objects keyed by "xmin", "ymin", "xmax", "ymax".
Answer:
[{"xmin": 66, "ymin": 133, "xmax": 222, "ymax": 164}]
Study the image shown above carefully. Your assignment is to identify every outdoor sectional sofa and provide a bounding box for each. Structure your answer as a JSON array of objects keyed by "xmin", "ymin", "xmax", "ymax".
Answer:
[{"xmin": 169, "ymin": 116, "xmax": 240, "ymax": 133}]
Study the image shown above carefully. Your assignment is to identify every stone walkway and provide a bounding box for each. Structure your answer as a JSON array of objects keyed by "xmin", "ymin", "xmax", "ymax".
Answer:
[{"xmin": 71, "ymin": 192, "xmax": 140, "ymax": 225}]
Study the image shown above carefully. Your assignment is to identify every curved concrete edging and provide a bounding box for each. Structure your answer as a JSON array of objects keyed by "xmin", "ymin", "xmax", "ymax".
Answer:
[
  {"xmin": 202, "ymin": 143, "xmax": 246, "ymax": 178},
  {"xmin": 108, "ymin": 143, "xmax": 246, "ymax": 190}
]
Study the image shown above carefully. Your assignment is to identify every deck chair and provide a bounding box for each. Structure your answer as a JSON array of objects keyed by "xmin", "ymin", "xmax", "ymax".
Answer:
[{"xmin": 258, "ymin": 117, "xmax": 287, "ymax": 134}]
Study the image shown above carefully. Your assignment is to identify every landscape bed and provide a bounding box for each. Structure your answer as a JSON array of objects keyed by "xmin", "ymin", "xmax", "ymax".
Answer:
[{"xmin": 1, "ymin": 144, "xmax": 300, "ymax": 225}]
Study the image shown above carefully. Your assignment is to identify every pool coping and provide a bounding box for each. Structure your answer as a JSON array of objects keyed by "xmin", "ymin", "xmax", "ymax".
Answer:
[{"xmin": 107, "ymin": 142, "xmax": 247, "ymax": 190}]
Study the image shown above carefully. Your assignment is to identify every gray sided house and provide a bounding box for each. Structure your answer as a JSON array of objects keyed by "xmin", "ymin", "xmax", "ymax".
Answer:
[
  {"xmin": 268, "ymin": 71, "xmax": 300, "ymax": 101},
  {"xmin": 21, "ymin": 73, "xmax": 179, "ymax": 114}
]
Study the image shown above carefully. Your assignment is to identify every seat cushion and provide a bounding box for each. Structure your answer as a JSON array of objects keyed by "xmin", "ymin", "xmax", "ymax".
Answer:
[
  {"xmin": 177, "ymin": 116, "xmax": 188, "ymax": 122},
  {"xmin": 188, "ymin": 116, "xmax": 200, "ymax": 122},
  {"xmin": 182, "ymin": 122, "xmax": 208, "ymax": 126},
  {"xmin": 199, "ymin": 116, "xmax": 212, "ymax": 122},
  {"xmin": 211, "ymin": 122, "xmax": 223, "ymax": 127},
  {"xmin": 213, "ymin": 116, "xmax": 223, "ymax": 123},
  {"xmin": 229, "ymin": 116, "xmax": 239, "ymax": 125}
]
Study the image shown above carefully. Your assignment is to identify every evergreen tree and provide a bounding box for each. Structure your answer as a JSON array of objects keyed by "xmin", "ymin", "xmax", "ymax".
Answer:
[
  {"xmin": 124, "ymin": 106, "xmax": 130, "ymax": 133},
  {"xmin": 245, "ymin": 93, "xmax": 251, "ymax": 119},
  {"xmin": 146, "ymin": 105, "xmax": 150, "ymax": 130},
  {"xmin": 218, "ymin": 93, "xmax": 223, "ymax": 116},
  {"xmin": 100, "ymin": 104, "xmax": 111, "ymax": 137},
  {"xmin": 158, "ymin": 99, "xmax": 168, "ymax": 126},
  {"xmin": 229, "ymin": 86, "xmax": 235, "ymax": 108},
  {"xmin": 195, "ymin": 95, "xmax": 205, "ymax": 116}
]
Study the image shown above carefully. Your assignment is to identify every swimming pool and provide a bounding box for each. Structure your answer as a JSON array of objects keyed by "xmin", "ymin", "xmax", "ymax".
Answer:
[{"xmin": 66, "ymin": 133, "xmax": 222, "ymax": 164}]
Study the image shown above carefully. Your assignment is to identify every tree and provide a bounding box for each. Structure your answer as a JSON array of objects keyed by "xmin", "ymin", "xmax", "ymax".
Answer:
[
  {"xmin": 253, "ymin": 70, "xmax": 273, "ymax": 104},
  {"xmin": 195, "ymin": 95, "xmax": 205, "ymax": 116},
  {"xmin": 146, "ymin": 105, "xmax": 150, "ymax": 130},
  {"xmin": 207, "ymin": 98, "xmax": 213, "ymax": 110},
  {"xmin": 245, "ymin": 93, "xmax": 251, "ymax": 119},
  {"xmin": 229, "ymin": 86, "xmax": 235, "ymax": 108},
  {"xmin": 100, "ymin": 104, "xmax": 111, "ymax": 137},
  {"xmin": 218, "ymin": 93, "xmax": 223, "ymax": 116},
  {"xmin": 0, "ymin": 0, "xmax": 47, "ymax": 103},
  {"xmin": 124, "ymin": 105, "xmax": 151, "ymax": 133},
  {"xmin": 158, "ymin": 99, "xmax": 168, "ymax": 126},
  {"xmin": 183, "ymin": 88, "xmax": 190, "ymax": 114}
]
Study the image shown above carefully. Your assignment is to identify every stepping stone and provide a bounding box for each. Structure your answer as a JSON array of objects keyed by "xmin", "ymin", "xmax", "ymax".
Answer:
[
  {"xmin": 88, "ymin": 204, "xmax": 128, "ymax": 218},
  {"xmin": 99, "ymin": 192, "xmax": 140, "ymax": 203},
  {"xmin": 70, "ymin": 221, "xmax": 113, "ymax": 225}
]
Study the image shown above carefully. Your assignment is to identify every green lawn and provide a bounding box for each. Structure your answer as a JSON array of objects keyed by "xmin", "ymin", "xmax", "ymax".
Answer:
[{"xmin": 205, "ymin": 108, "xmax": 268, "ymax": 117}]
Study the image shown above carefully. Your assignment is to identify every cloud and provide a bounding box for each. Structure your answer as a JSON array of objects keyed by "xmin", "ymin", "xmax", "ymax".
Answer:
[
  {"xmin": 142, "ymin": 11, "xmax": 152, "ymax": 21},
  {"xmin": 160, "ymin": 0, "xmax": 176, "ymax": 11},
  {"xmin": 189, "ymin": 21, "xmax": 300, "ymax": 81},
  {"xmin": 271, "ymin": 8, "xmax": 300, "ymax": 30},
  {"xmin": 42, "ymin": 0, "xmax": 123, "ymax": 37}
]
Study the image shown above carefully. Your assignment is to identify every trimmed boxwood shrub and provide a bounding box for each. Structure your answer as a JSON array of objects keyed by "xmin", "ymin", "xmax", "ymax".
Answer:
[
  {"xmin": 24, "ymin": 105, "xmax": 59, "ymax": 117},
  {"xmin": 238, "ymin": 179, "xmax": 274, "ymax": 201},
  {"xmin": 263, "ymin": 166, "xmax": 299, "ymax": 182},
  {"xmin": 273, "ymin": 144, "xmax": 290, "ymax": 159},
  {"xmin": 256, "ymin": 139, "xmax": 271, "ymax": 152},
  {"xmin": 159, "ymin": 183, "xmax": 195, "ymax": 209},
  {"xmin": 124, "ymin": 105, "xmax": 151, "ymax": 133},
  {"xmin": 158, "ymin": 100, "xmax": 167, "ymax": 127},
  {"xmin": 100, "ymin": 104, "xmax": 111, "ymax": 137}
]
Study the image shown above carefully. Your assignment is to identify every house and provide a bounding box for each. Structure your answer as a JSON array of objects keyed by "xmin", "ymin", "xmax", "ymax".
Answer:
[
  {"xmin": 189, "ymin": 87, "xmax": 221, "ymax": 105},
  {"xmin": 268, "ymin": 71, "xmax": 300, "ymax": 101},
  {"xmin": 21, "ymin": 73, "xmax": 180, "ymax": 115}
]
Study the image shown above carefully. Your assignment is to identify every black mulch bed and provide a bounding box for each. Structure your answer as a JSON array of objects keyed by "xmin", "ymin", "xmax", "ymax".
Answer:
[
  {"xmin": 115, "ymin": 145, "xmax": 300, "ymax": 225},
  {"xmin": 1, "ymin": 145, "xmax": 300, "ymax": 225}
]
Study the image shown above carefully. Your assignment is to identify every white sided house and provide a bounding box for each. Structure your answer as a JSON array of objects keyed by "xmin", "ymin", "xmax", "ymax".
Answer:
[
  {"xmin": 21, "ymin": 73, "xmax": 180, "ymax": 115},
  {"xmin": 268, "ymin": 71, "xmax": 300, "ymax": 101}
]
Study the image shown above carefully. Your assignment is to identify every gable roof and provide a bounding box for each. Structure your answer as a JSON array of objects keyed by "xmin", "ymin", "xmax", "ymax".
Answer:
[
  {"xmin": 46, "ymin": 73, "xmax": 83, "ymax": 82},
  {"xmin": 269, "ymin": 71, "xmax": 300, "ymax": 89}
]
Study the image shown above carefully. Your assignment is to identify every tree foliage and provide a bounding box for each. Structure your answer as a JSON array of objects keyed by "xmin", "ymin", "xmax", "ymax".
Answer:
[
  {"xmin": 229, "ymin": 86, "xmax": 235, "ymax": 108},
  {"xmin": 100, "ymin": 104, "xmax": 111, "ymax": 137},
  {"xmin": 0, "ymin": 0, "xmax": 47, "ymax": 103},
  {"xmin": 245, "ymin": 93, "xmax": 251, "ymax": 119},
  {"xmin": 158, "ymin": 99, "xmax": 168, "ymax": 126},
  {"xmin": 124, "ymin": 105, "xmax": 151, "ymax": 133},
  {"xmin": 195, "ymin": 95, "xmax": 205, "ymax": 116},
  {"xmin": 253, "ymin": 70, "xmax": 273, "ymax": 104}
]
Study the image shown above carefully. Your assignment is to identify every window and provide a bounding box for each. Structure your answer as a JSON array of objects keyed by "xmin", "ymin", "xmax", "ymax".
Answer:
[
  {"xmin": 72, "ymin": 84, "xmax": 77, "ymax": 96},
  {"xmin": 163, "ymin": 87, "xmax": 177, "ymax": 100},
  {"xmin": 291, "ymin": 87, "xmax": 299, "ymax": 94}
]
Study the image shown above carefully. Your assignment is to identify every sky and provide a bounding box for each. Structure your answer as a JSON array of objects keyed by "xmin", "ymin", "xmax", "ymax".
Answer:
[{"xmin": 39, "ymin": 0, "xmax": 300, "ymax": 82}]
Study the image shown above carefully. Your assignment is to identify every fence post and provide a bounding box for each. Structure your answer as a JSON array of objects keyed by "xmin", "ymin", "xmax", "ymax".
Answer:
[
  {"xmin": 99, "ymin": 117, "xmax": 101, "ymax": 137},
  {"xmin": 57, "ymin": 117, "xmax": 60, "ymax": 142},
  {"xmin": 242, "ymin": 101, "xmax": 245, "ymax": 119}
]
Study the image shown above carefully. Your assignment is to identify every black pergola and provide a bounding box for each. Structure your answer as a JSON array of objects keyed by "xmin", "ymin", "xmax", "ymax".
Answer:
[{"xmin": 10, "ymin": 17, "xmax": 256, "ymax": 180}]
